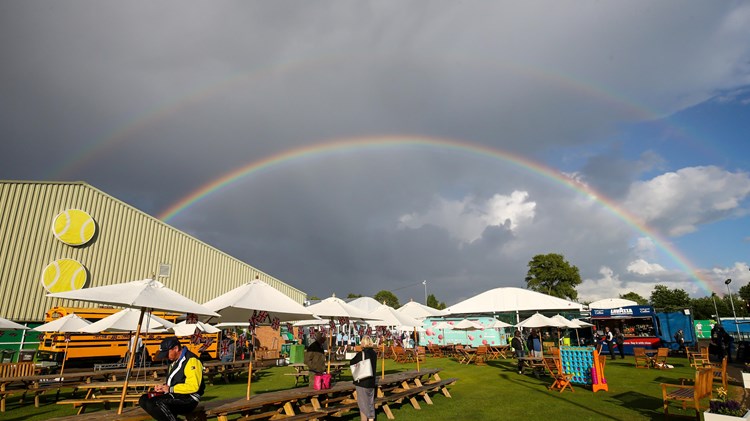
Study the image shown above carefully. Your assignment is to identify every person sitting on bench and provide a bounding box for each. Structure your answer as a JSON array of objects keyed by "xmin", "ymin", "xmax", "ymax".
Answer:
[{"xmin": 139, "ymin": 337, "xmax": 205, "ymax": 421}]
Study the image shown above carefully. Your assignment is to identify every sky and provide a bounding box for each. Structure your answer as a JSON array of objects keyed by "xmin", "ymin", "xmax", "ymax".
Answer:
[{"xmin": 2, "ymin": 1, "xmax": 750, "ymax": 307}]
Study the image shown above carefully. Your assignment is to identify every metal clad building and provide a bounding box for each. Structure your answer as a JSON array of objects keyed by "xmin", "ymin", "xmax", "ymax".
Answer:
[{"xmin": 0, "ymin": 180, "xmax": 306, "ymax": 322}]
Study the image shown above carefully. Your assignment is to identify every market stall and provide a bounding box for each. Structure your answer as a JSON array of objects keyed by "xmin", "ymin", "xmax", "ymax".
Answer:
[{"xmin": 591, "ymin": 305, "xmax": 661, "ymax": 355}]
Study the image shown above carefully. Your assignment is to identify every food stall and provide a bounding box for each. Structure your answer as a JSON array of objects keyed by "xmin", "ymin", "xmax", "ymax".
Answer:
[{"xmin": 592, "ymin": 305, "xmax": 661, "ymax": 355}]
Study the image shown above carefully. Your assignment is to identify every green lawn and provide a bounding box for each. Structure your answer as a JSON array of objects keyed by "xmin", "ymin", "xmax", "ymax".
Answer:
[{"xmin": 6, "ymin": 355, "xmax": 739, "ymax": 421}]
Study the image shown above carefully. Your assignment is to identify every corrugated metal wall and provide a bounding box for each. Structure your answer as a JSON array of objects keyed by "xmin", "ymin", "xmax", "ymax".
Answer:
[{"xmin": 0, "ymin": 181, "xmax": 306, "ymax": 322}]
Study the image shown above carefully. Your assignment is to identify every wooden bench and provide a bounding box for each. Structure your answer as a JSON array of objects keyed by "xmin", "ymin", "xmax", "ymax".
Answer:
[
  {"xmin": 376, "ymin": 377, "xmax": 458, "ymax": 420},
  {"xmin": 1, "ymin": 362, "xmax": 42, "ymax": 411},
  {"xmin": 285, "ymin": 377, "xmax": 458, "ymax": 421},
  {"xmin": 50, "ymin": 397, "xmax": 234, "ymax": 421},
  {"xmin": 660, "ymin": 367, "xmax": 713, "ymax": 419}
]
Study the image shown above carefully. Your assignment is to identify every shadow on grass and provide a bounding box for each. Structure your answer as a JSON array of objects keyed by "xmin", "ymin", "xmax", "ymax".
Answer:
[
  {"xmin": 496, "ymin": 372, "xmax": 617, "ymax": 420},
  {"xmin": 610, "ymin": 390, "xmax": 668, "ymax": 420}
]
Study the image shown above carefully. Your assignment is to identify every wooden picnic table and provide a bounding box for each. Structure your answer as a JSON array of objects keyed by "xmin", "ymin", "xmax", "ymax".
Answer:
[
  {"xmin": 0, "ymin": 365, "xmax": 167, "ymax": 412},
  {"xmin": 286, "ymin": 361, "xmax": 348, "ymax": 387},
  {"xmin": 207, "ymin": 368, "xmax": 446, "ymax": 421},
  {"xmin": 489, "ymin": 345, "xmax": 510, "ymax": 359},
  {"xmin": 57, "ymin": 379, "xmax": 162, "ymax": 415},
  {"xmin": 202, "ymin": 360, "xmax": 254, "ymax": 384},
  {"xmin": 517, "ymin": 356, "xmax": 548, "ymax": 376}
]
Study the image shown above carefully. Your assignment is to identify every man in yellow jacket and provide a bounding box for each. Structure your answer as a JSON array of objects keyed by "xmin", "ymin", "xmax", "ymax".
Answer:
[{"xmin": 139, "ymin": 337, "xmax": 205, "ymax": 421}]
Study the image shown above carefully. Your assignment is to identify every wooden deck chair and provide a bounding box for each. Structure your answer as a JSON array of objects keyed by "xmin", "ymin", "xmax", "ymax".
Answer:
[
  {"xmin": 633, "ymin": 347, "xmax": 652, "ymax": 369},
  {"xmin": 543, "ymin": 357, "xmax": 574, "ymax": 393},
  {"xmin": 690, "ymin": 347, "xmax": 709, "ymax": 369},
  {"xmin": 456, "ymin": 347, "xmax": 475, "ymax": 365},
  {"xmin": 474, "ymin": 346, "xmax": 489, "ymax": 365},
  {"xmin": 706, "ymin": 356, "xmax": 728, "ymax": 389},
  {"xmin": 661, "ymin": 367, "xmax": 713, "ymax": 420},
  {"xmin": 391, "ymin": 346, "xmax": 411, "ymax": 363},
  {"xmin": 654, "ymin": 348, "xmax": 669, "ymax": 369},
  {"xmin": 427, "ymin": 344, "xmax": 443, "ymax": 358}
]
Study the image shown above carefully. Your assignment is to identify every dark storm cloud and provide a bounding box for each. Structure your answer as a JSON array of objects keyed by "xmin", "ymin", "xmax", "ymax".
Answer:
[{"xmin": 2, "ymin": 1, "xmax": 750, "ymax": 303}]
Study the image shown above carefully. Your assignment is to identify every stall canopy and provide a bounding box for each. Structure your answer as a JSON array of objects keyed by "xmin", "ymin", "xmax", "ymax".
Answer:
[
  {"xmin": 444, "ymin": 287, "xmax": 584, "ymax": 315},
  {"xmin": 588, "ymin": 298, "xmax": 637, "ymax": 309}
]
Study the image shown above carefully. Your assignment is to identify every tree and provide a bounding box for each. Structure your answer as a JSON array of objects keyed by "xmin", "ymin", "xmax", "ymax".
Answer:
[
  {"xmin": 374, "ymin": 290, "xmax": 400, "ymax": 308},
  {"xmin": 346, "ymin": 293, "xmax": 363, "ymax": 299},
  {"xmin": 619, "ymin": 292, "xmax": 648, "ymax": 305},
  {"xmin": 426, "ymin": 294, "xmax": 446, "ymax": 310},
  {"xmin": 689, "ymin": 296, "xmax": 722, "ymax": 320},
  {"xmin": 524, "ymin": 253, "xmax": 582, "ymax": 301},
  {"xmin": 649, "ymin": 285, "xmax": 690, "ymax": 311},
  {"xmin": 738, "ymin": 284, "xmax": 750, "ymax": 302}
]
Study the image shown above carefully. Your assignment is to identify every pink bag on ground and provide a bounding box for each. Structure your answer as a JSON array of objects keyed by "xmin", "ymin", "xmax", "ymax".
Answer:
[{"xmin": 313, "ymin": 373, "xmax": 331, "ymax": 390}]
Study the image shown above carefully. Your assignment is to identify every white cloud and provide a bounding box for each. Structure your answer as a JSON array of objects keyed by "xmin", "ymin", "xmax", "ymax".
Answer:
[
  {"xmin": 625, "ymin": 166, "xmax": 750, "ymax": 236},
  {"xmin": 627, "ymin": 259, "xmax": 666, "ymax": 275},
  {"xmin": 578, "ymin": 265, "xmax": 711, "ymax": 302},
  {"xmin": 398, "ymin": 191, "xmax": 535, "ymax": 244}
]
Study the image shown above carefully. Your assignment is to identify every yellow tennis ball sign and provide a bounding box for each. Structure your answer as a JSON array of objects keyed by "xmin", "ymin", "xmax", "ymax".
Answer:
[
  {"xmin": 40, "ymin": 259, "xmax": 88, "ymax": 293},
  {"xmin": 51, "ymin": 209, "xmax": 96, "ymax": 246}
]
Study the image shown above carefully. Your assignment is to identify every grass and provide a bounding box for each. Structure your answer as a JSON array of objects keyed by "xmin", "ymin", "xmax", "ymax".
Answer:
[{"xmin": 5, "ymin": 355, "xmax": 740, "ymax": 421}]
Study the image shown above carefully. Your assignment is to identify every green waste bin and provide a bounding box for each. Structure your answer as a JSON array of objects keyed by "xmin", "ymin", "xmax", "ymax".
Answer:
[
  {"xmin": 0, "ymin": 350, "xmax": 16, "ymax": 363},
  {"xmin": 289, "ymin": 344, "xmax": 305, "ymax": 364},
  {"xmin": 281, "ymin": 343, "xmax": 291, "ymax": 357}
]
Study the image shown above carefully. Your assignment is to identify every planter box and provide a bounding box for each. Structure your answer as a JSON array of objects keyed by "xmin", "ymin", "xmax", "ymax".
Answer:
[
  {"xmin": 704, "ymin": 410, "xmax": 750, "ymax": 421},
  {"xmin": 743, "ymin": 372, "xmax": 750, "ymax": 389}
]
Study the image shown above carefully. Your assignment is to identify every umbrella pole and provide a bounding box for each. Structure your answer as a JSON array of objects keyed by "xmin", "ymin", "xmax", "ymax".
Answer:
[
  {"xmin": 118, "ymin": 309, "xmax": 145, "ymax": 415},
  {"xmin": 246, "ymin": 330, "xmax": 256, "ymax": 399},
  {"xmin": 60, "ymin": 340, "xmax": 69, "ymax": 379},
  {"xmin": 327, "ymin": 322, "xmax": 333, "ymax": 374},
  {"xmin": 381, "ymin": 340, "xmax": 385, "ymax": 380},
  {"xmin": 245, "ymin": 360, "xmax": 253, "ymax": 400}
]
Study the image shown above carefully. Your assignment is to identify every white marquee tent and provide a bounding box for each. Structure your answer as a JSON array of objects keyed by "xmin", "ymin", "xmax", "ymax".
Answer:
[{"xmin": 444, "ymin": 287, "xmax": 584, "ymax": 322}]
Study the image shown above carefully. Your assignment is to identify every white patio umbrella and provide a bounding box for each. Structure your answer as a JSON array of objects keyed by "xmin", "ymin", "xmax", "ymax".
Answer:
[
  {"xmin": 572, "ymin": 318, "xmax": 594, "ymax": 327},
  {"xmin": 515, "ymin": 313, "xmax": 566, "ymax": 329},
  {"xmin": 488, "ymin": 319, "xmax": 513, "ymax": 329},
  {"xmin": 78, "ymin": 309, "xmax": 173, "ymax": 375},
  {"xmin": 366, "ymin": 304, "xmax": 423, "ymax": 374},
  {"xmin": 306, "ymin": 295, "xmax": 377, "ymax": 374},
  {"xmin": 172, "ymin": 320, "xmax": 221, "ymax": 337},
  {"xmin": 570, "ymin": 319, "xmax": 595, "ymax": 346},
  {"xmin": 47, "ymin": 278, "xmax": 218, "ymax": 414},
  {"xmin": 549, "ymin": 314, "xmax": 581, "ymax": 346},
  {"xmin": 452, "ymin": 319, "xmax": 484, "ymax": 346},
  {"xmin": 0, "ymin": 317, "xmax": 29, "ymax": 330},
  {"xmin": 203, "ymin": 279, "xmax": 316, "ymax": 323},
  {"xmin": 203, "ymin": 279, "xmax": 316, "ymax": 399},
  {"xmin": 33, "ymin": 314, "xmax": 91, "ymax": 377},
  {"xmin": 487, "ymin": 319, "xmax": 513, "ymax": 347},
  {"xmin": 78, "ymin": 308, "xmax": 175, "ymax": 333},
  {"xmin": 292, "ymin": 319, "xmax": 330, "ymax": 327}
]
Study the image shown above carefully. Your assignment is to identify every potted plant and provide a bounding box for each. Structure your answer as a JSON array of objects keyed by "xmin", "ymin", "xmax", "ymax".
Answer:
[{"xmin": 705, "ymin": 387, "xmax": 750, "ymax": 420}]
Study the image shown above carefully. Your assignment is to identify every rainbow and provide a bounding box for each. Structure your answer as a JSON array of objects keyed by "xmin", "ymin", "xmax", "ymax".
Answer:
[{"xmin": 157, "ymin": 135, "xmax": 715, "ymax": 295}]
